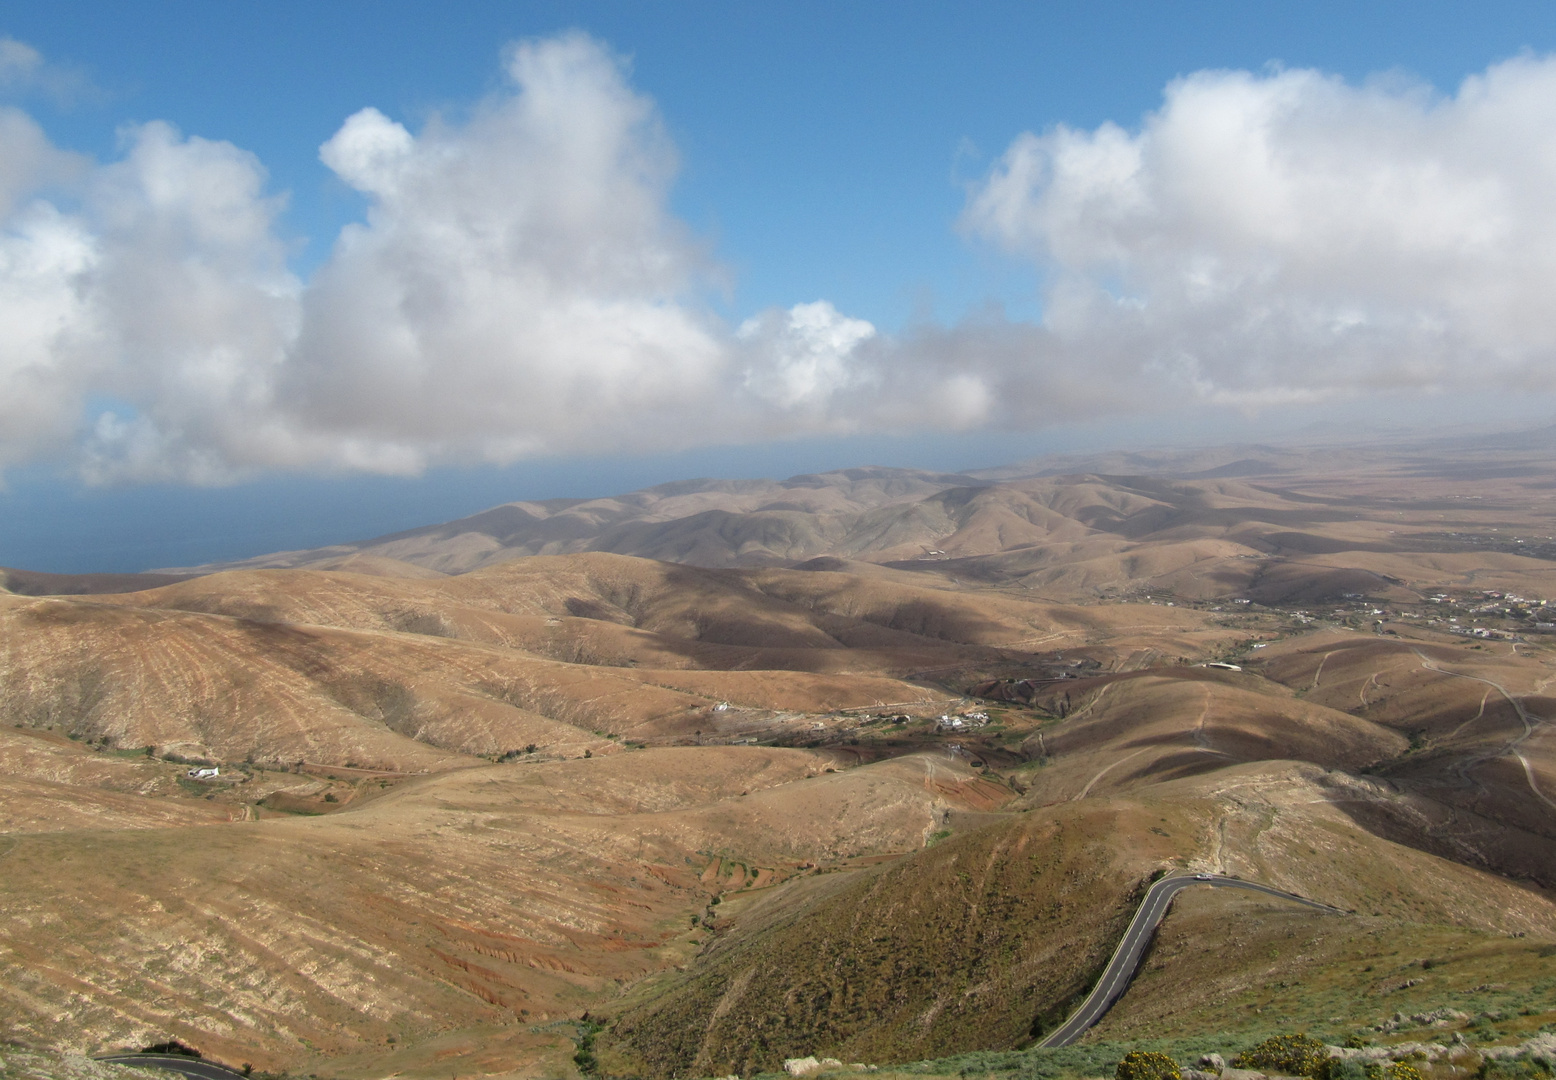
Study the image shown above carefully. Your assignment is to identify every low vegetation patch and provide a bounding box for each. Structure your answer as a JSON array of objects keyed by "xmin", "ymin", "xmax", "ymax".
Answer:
[
  {"xmin": 837, "ymin": 1030, "xmax": 1556, "ymax": 1080},
  {"xmin": 1115, "ymin": 1050, "xmax": 1183, "ymax": 1080},
  {"xmin": 601, "ymin": 808, "xmax": 1183, "ymax": 1078},
  {"xmin": 1233, "ymin": 1033, "xmax": 1332, "ymax": 1077}
]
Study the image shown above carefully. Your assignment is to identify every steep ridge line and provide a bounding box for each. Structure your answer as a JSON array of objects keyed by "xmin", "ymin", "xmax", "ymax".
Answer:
[{"xmin": 1037, "ymin": 874, "xmax": 1348, "ymax": 1048}]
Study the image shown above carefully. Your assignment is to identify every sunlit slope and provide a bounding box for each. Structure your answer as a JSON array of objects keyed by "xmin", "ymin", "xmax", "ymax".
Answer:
[
  {"xmin": 598, "ymin": 646, "xmax": 1556, "ymax": 1076},
  {"xmin": 604, "ymin": 803, "xmax": 1175, "ymax": 1078},
  {"xmin": 1089, "ymin": 886, "xmax": 1556, "ymax": 1043},
  {"xmin": 8, "ymin": 445, "xmax": 1556, "ymax": 1076},
  {"xmin": 1143, "ymin": 760, "xmax": 1556, "ymax": 929},
  {"xmin": 0, "ymin": 727, "xmax": 185, "ymax": 794},
  {"xmin": 908, "ymin": 473, "xmax": 1556, "ymax": 601},
  {"xmin": 174, "ymin": 468, "xmax": 986, "ymax": 575},
  {"xmin": 1010, "ymin": 666, "xmax": 1405, "ymax": 803},
  {"xmin": 1, "ymin": 554, "xmax": 1238, "ymax": 768},
  {"xmin": 0, "ymin": 591, "xmax": 625, "ymax": 768},
  {"xmin": 123, "ymin": 553, "xmax": 1222, "ymax": 659},
  {"xmin": 0, "ymin": 727, "xmax": 264, "ymax": 832},
  {"xmin": 1008, "ymin": 642, "xmax": 1556, "ymax": 892},
  {"xmin": 165, "ymin": 454, "xmax": 1556, "ymax": 605},
  {"xmin": 0, "ymin": 748, "xmax": 1006, "ymax": 1074},
  {"xmin": 1251, "ymin": 630, "xmax": 1556, "ymax": 885},
  {"xmin": 0, "ymin": 584, "xmax": 940, "ymax": 765},
  {"xmin": 602, "ymin": 770, "xmax": 1556, "ymax": 1078}
]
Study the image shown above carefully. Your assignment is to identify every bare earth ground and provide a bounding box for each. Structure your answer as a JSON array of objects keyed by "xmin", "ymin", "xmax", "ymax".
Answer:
[{"xmin": 4, "ymin": 442, "xmax": 1556, "ymax": 1078}]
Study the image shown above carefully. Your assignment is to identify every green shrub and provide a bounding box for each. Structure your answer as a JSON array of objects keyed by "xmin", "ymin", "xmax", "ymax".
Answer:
[
  {"xmin": 1331, "ymin": 1060, "xmax": 1368, "ymax": 1080},
  {"xmin": 1234, "ymin": 1034, "xmax": 1331, "ymax": 1079},
  {"xmin": 1116, "ymin": 1051, "xmax": 1181, "ymax": 1080},
  {"xmin": 1479, "ymin": 1055, "xmax": 1554, "ymax": 1080},
  {"xmin": 1362, "ymin": 1064, "xmax": 1428, "ymax": 1080},
  {"xmin": 573, "ymin": 1021, "xmax": 600, "ymax": 1076}
]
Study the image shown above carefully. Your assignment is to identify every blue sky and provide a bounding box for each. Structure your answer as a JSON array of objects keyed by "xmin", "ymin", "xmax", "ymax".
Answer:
[
  {"xmin": 4, "ymin": 1, "xmax": 1556, "ymax": 571},
  {"xmin": 12, "ymin": 0, "xmax": 1550, "ymax": 330}
]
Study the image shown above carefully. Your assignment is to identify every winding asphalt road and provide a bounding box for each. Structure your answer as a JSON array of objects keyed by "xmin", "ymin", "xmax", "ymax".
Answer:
[
  {"xmin": 95, "ymin": 1055, "xmax": 251, "ymax": 1080},
  {"xmin": 91, "ymin": 878, "xmax": 1339, "ymax": 1070},
  {"xmin": 1037, "ymin": 873, "xmax": 1348, "ymax": 1048}
]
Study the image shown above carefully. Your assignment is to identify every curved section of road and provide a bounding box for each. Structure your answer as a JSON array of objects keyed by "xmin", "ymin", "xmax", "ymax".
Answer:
[
  {"xmin": 96, "ymin": 1055, "xmax": 251, "ymax": 1080},
  {"xmin": 1038, "ymin": 873, "xmax": 1348, "ymax": 1048}
]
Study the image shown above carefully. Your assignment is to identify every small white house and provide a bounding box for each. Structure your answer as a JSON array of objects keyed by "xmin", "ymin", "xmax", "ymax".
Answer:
[{"xmin": 187, "ymin": 766, "xmax": 219, "ymax": 779}]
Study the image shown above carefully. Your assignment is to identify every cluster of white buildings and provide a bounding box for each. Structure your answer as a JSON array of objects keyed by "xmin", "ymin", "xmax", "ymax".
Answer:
[{"xmin": 935, "ymin": 711, "xmax": 989, "ymax": 731}]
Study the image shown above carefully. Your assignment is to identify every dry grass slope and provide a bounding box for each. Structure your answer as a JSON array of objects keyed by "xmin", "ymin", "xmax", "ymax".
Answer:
[{"xmin": 8, "ymin": 440, "xmax": 1556, "ymax": 1078}]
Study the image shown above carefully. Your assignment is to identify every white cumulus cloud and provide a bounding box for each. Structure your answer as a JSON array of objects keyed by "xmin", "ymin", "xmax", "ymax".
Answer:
[
  {"xmin": 0, "ymin": 32, "xmax": 896, "ymax": 483},
  {"xmin": 963, "ymin": 55, "xmax": 1556, "ymax": 407},
  {"xmin": 739, "ymin": 300, "xmax": 877, "ymax": 411},
  {"xmin": 278, "ymin": 32, "xmax": 733, "ymax": 473},
  {"xmin": 9, "ymin": 38, "xmax": 1556, "ymax": 485}
]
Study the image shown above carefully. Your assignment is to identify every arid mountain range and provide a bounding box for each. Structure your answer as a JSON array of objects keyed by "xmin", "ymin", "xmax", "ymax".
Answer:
[
  {"xmin": 2, "ymin": 433, "xmax": 1555, "ymax": 1080},
  {"xmin": 133, "ymin": 427, "xmax": 1556, "ymax": 600}
]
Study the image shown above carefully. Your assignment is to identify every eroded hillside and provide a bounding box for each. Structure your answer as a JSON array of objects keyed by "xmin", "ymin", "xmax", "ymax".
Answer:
[
  {"xmin": 5, "ymin": 446, "xmax": 1556, "ymax": 1079},
  {"xmin": 161, "ymin": 433, "xmax": 1556, "ymax": 607}
]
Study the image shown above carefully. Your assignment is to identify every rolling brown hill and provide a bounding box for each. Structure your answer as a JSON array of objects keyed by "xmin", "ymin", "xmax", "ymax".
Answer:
[
  {"xmin": 0, "ymin": 746, "xmax": 1010, "ymax": 1075},
  {"xmin": 7, "ymin": 437, "xmax": 1556, "ymax": 1079},
  {"xmin": 167, "ymin": 468, "xmax": 991, "ymax": 577},
  {"xmin": 599, "ymin": 623, "xmax": 1556, "ymax": 1077},
  {"xmin": 160, "ymin": 430, "xmax": 1556, "ymax": 611},
  {"xmin": 0, "ymin": 553, "xmax": 1239, "ymax": 769}
]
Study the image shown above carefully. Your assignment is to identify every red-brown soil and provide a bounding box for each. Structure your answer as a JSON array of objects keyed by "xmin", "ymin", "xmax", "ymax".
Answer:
[{"xmin": 8, "ymin": 445, "xmax": 1556, "ymax": 1076}]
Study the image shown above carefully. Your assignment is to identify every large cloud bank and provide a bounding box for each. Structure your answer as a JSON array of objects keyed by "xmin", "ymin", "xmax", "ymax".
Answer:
[
  {"xmin": 964, "ymin": 56, "xmax": 1556, "ymax": 409},
  {"xmin": 0, "ymin": 33, "xmax": 910, "ymax": 483},
  {"xmin": 5, "ymin": 37, "xmax": 1556, "ymax": 483}
]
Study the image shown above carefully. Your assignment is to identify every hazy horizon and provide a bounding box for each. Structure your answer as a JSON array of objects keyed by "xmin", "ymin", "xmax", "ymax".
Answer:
[
  {"xmin": 8, "ymin": 402, "xmax": 1556, "ymax": 576},
  {"xmin": 7, "ymin": 2, "xmax": 1556, "ymax": 571}
]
